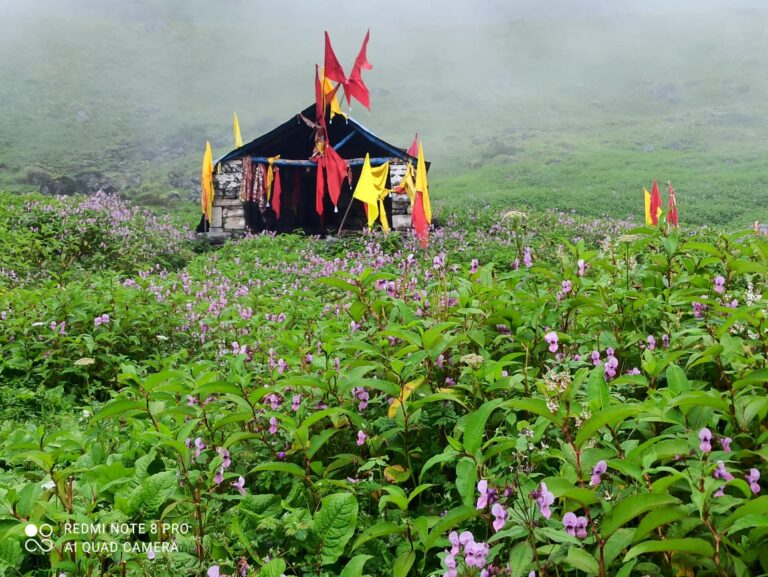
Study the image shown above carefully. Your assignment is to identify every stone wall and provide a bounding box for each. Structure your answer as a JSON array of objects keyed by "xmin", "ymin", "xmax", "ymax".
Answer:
[
  {"xmin": 207, "ymin": 160, "xmax": 245, "ymax": 237},
  {"xmin": 389, "ymin": 161, "xmax": 412, "ymax": 231}
]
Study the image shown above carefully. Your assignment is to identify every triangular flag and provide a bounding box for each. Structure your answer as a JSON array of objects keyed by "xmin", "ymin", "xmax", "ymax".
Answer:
[
  {"xmin": 314, "ymin": 65, "xmax": 325, "ymax": 125},
  {"xmin": 322, "ymin": 71, "xmax": 346, "ymax": 120},
  {"xmin": 234, "ymin": 112, "xmax": 243, "ymax": 148},
  {"xmin": 667, "ymin": 181, "xmax": 679, "ymax": 227},
  {"xmin": 650, "ymin": 180, "xmax": 662, "ymax": 225},
  {"xmin": 415, "ymin": 142, "xmax": 431, "ymax": 223},
  {"xmin": 407, "ymin": 133, "xmax": 419, "ymax": 158},
  {"xmin": 644, "ymin": 187, "xmax": 652, "ymax": 225},
  {"xmin": 345, "ymin": 30, "xmax": 372, "ymax": 109},
  {"xmin": 323, "ymin": 32, "xmax": 347, "ymax": 86},
  {"xmin": 201, "ymin": 141, "xmax": 215, "ymax": 222},
  {"xmin": 324, "ymin": 145, "xmax": 347, "ymax": 209},
  {"xmin": 412, "ymin": 190, "xmax": 429, "ymax": 248},
  {"xmin": 272, "ymin": 167, "xmax": 282, "ymax": 220},
  {"xmin": 352, "ymin": 154, "xmax": 379, "ymax": 205}
]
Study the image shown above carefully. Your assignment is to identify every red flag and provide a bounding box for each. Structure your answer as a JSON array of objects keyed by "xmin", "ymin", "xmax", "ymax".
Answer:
[
  {"xmin": 324, "ymin": 32, "xmax": 347, "ymax": 86},
  {"xmin": 412, "ymin": 190, "xmax": 429, "ymax": 248},
  {"xmin": 650, "ymin": 180, "xmax": 662, "ymax": 225},
  {"xmin": 407, "ymin": 133, "xmax": 419, "ymax": 158},
  {"xmin": 315, "ymin": 159, "xmax": 325, "ymax": 216},
  {"xmin": 345, "ymin": 30, "xmax": 372, "ymax": 109},
  {"xmin": 667, "ymin": 181, "xmax": 678, "ymax": 227},
  {"xmin": 324, "ymin": 145, "xmax": 347, "ymax": 209},
  {"xmin": 314, "ymin": 65, "xmax": 324, "ymax": 123},
  {"xmin": 272, "ymin": 167, "xmax": 282, "ymax": 220}
]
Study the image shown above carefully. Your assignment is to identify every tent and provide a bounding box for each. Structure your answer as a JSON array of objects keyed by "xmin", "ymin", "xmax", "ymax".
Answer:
[{"xmin": 198, "ymin": 104, "xmax": 427, "ymax": 238}]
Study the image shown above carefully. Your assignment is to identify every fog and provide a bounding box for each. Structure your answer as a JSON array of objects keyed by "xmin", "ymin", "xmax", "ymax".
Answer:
[{"xmin": 0, "ymin": 0, "xmax": 766, "ymax": 188}]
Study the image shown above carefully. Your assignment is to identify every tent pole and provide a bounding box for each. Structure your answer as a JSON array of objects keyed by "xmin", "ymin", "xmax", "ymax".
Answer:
[{"xmin": 336, "ymin": 200, "xmax": 355, "ymax": 237}]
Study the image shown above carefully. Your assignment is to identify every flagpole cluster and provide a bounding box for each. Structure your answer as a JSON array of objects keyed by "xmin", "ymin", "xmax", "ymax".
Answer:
[{"xmin": 643, "ymin": 179, "xmax": 678, "ymax": 227}]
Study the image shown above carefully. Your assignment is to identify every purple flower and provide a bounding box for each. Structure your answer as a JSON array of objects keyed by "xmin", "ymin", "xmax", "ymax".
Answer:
[
  {"xmin": 491, "ymin": 502, "xmax": 507, "ymax": 532},
  {"xmin": 357, "ymin": 430, "xmax": 367, "ymax": 446},
  {"xmin": 747, "ymin": 469, "xmax": 761, "ymax": 494},
  {"xmin": 231, "ymin": 476, "xmax": 246, "ymax": 496},
  {"xmin": 194, "ymin": 437, "xmax": 206, "ymax": 460},
  {"xmin": 187, "ymin": 395, "xmax": 198, "ymax": 407},
  {"xmin": 269, "ymin": 417, "xmax": 278, "ymax": 435},
  {"xmin": 712, "ymin": 461, "xmax": 734, "ymax": 481},
  {"xmin": 445, "ymin": 377, "xmax": 456, "ymax": 386},
  {"xmin": 523, "ymin": 247, "xmax": 533, "ymax": 268},
  {"xmin": 662, "ymin": 334, "xmax": 670, "ymax": 348},
  {"xmin": 693, "ymin": 300, "xmax": 707, "ymax": 319},
  {"xmin": 699, "ymin": 428, "xmax": 712, "ymax": 453},
  {"xmin": 217, "ymin": 447, "xmax": 231, "ymax": 469},
  {"xmin": 544, "ymin": 331, "xmax": 559, "ymax": 353},
  {"xmin": 713, "ymin": 276, "xmax": 726, "ymax": 294},
  {"xmin": 496, "ymin": 323, "xmax": 511, "ymax": 335},
  {"xmin": 720, "ymin": 437, "xmax": 732, "ymax": 452},
  {"xmin": 470, "ymin": 259, "xmax": 479, "ymax": 274},
  {"xmin": 604, "ymin": 354, "xmax": 619, "ymax": 380},
  {"xmin": 577, "ymin": 259, "xmax": 586, "ymax": 276},
  {"xmin": 277, "ymin": 451, "xmax": 286, "ymax": 460},
  {"xmin": 561, "ymin": 280, "xmax": 572, "ymax": 294},
  {"xmin": 350, "ymin": 320, "xmax": 360, "ymax": 332},
  {"xmin": 208, "ymin": 566, "xmax": 220, "ymax": 577},
  {"xmin": 713, "ymin": 486, "xmax": 725, "ymax": 498},
  {"xmin": 277, "ymin": 358, "xmax": 288, "ymax": 373},
  {"xmin": 147, "ymin": 548, "xmax": 155, "ymax": 560},
  {"xmin": 459, "ymin": 530, "xmax": 474, "ymax": 546},
  {"xmin": 562, "ymin": 511, "xmax": 588, "ymax": 538},
  {"xmin": 291, "ymin": 394, "xmax": 302, "ymax": 411},
  {"xmin": 448, "ymin": 531, "xmax": 460, "ymax": 556},
  {"xmin": 305, "ymin": 352, "xmax": 313, "ymax": 364},
  {"xmin": 591, "ymin": 350, "xmax": 601, "ymax": 366},
  {"xmin": 590, "ymin": 460, "xmax": 607, "ymax": 486},
  {"xmin": 214, "ymin": 467, "xmax": 224, "ymax": 485},
  {"xmin": 647, "ymin": 335, "xmax": 656, "ymax": 351},
  {"xmin": 476, "ymin": 479, "xmax": 490, "ymax": 509},
  {"xmin": 532, "ymin": 482, "xmax": 555, "ymax": 519}
]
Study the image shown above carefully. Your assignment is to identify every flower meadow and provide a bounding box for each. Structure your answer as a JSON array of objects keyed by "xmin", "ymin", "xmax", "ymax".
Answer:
[{"xmin": 0, "ymin": 192, "xmax": 767, "ymax": 577}]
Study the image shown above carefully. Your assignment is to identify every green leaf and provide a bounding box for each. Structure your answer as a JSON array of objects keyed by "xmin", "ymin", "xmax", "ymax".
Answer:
[
  {"xmin": 623, "ymin": 538, "xmax": 714, "ymax": 561},
  {"xmin": 258, "ymin": 558, "xmax": 287, "ymax": 577},
  {"xmin": 455, "ymin": 457, "xmax": 478, "ymax": 508},
  {"xmin": 463, "ymin": 398, "xmax": 505, "ymax": 456},
  {"xmin": 575, "ymin": 405, "xmax": 641, "ymax": 449},
  {"xmin": 507, "ymin": 541, "xmax": 533, "ymax": 577},
  {"xmin": 632, "ymin": 507, "xmax": 689, "ymax": 543},
  {"xmin": 251, "ymin": 462, "xmax": 306, "ymax": 478},
  {"xmin": 424, "ymin": 506, "xmax": 481, "ymax": 551},
  {"xmin": 665, "ymin": 364, "xmax": 690, "ymax": 394},
  {"xmin": 352, "ymin": 522, "xmax": 405, "ymax": 551},
  {"xmin": 723, "ymin": 496, "xmax": 768, "ymax": 530},
  {"xmin": 725, "ymin": 514, "xmax": 768, "ymax": 535},
  {"xmin": 313, "ymin": 493, "xmax": 358, "ymax": 565},
  {"xmin": 340, "ymin": 554, "xmax": 373, "ymax": 577},
  {"xmin": 15, "ymin": 483, "xmax": 43, "ymax": 518},
  {"xmin": 601, "ymin": 493, "xmax": 679, "ymax": 538},
  {"xmin": 92, "ymin": 399, "xmax": 146, "ymax": 422},
  {"xmin": 565, "ymin": 547, "xmax": 599, "ymax": 575},
  {"xmin": 393, "ymin": 550, "xmax": 416, "ymax": 577}
]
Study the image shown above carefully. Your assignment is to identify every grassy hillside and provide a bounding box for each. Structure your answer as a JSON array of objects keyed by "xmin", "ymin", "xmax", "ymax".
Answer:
[{"xmin": 1, "ymin": 0, "xmax": 767, "ymax": 227}]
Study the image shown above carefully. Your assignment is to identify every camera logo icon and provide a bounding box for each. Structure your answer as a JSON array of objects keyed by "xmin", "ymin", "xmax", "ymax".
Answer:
[{"xmin": 24, "ymin": 523, "xmax": 54, "ymax": 553}]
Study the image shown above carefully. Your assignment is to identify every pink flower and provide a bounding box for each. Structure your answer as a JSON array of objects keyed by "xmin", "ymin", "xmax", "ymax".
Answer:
[
  {"xmin": 713, "ymin": 276, "xmax": 725, "ymax": 294},
  {"xmin": 269, "ymin": 417, "xmax": 278, "ymax": 435},
  {"xmin": 577, "ymin": 259, "xmax": 586, "ymax": 276},
  {"xmin": 591, "ymin": 350, "xmax": 601, "ymax": 366},
  {"xmin": 208, "ymin": 566, "xmax": 220, "ymax": 577},
  {"xmin": 291, "ymin": 394, "xmax": 302, "ymax": 411},
  {"xmin": 604, "ymin": 354, "xmax": 618, "ymax": 380},
  {"xmin": 194, "ymin": 437, "xmax": 206, "ymax": 460},
  {"xmin": 356, "ymin": 430, "xmax": 367, "ymax": 446},
  {"xmin": 491, "ymin": 502, "xmax": 507, "ymax": 532},
  {"xmin": 448, "ymin": 531, "xmax": 460, "ymax": 556},
  {"xmin": 217, "ymin": 447, "xmax": 231, "ymax": 469},
  {"xmin": 647, "ymin": 335, "xmax": 656, "ymax": 351},
  {"xmin": 747, "ymin": 469, "xmax": 761, "ymax": 494},
  {"xmin": 699, "ymin": 428, "xmax": 712, "ymax": 453},
  {"xmin": 231, "ymin": 476, "xmax": 246, "ymax": 496},
  {"xmin": 214, "ymin": 467, "xmax": 224, "ymax": 485},
  {"xmin": 561, "ymin": 280, "xmax": 572, "ymax": 294},
  {"xmin": 532, "ymin": 482, "xmax": 555, "ymax": 519},
  {"xmin": 470, "ymin": 259, "xmax": 479, "ymax": 273},
  {"xmin": 544, "ymin": 331, "xmax": 559, "ymax": 353},
  {"xmin": 712, "ymin": 461, "xmax": 734, "ymax": 481},
  {"xmin": 476, "ymin": 479, "xmax": 490, "ymax": 509},
  {"xmin": 147, "ymin": 548, "xmax": 155, "ymax": 560},
  {"xmin": 523, "ymin": 247, "xmax": 533, "ymax": 268},
  {"xmin": 590, "ymin": 460, "xmax": 607, "ymax": 486},
  {"xmin": 720, "ymin": 437, "xmax": 732, "ymax": 452}
]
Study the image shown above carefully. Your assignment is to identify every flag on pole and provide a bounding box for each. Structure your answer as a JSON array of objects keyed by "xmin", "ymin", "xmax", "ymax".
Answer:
[
  {"xmin": 201, "ymin": 141, "xmax": 214, "ymax": 223},
  {"xmin": 667, "ymin": 181, "xmax": 679, "ymax": 227},
  {"xmin": 352, "ymin": 154, "xmax": 390, "ymax": 229},
  {"xmin": 407, "ymin": 133, "xmax": 419, "ymax": 158},
  {"xmin": 415, "ymin": 142, "xmax": 431, "ymax": 223},
  {"xmin": 322, "ymin": 71, "xmax": 346, "ymax": 120},
  {"xmin": 644, "ymin": 187, "xmax": 652, "ymax": 225},
  {"xmin": 346, "ymin": 30, "xmax": 372, "ymax": 109},
  {"xmin": 323, "ymin": 31, "xmax": 347, "ymax": 86},
  {"xmin": 272, "ymin": 167, "xmax": 282, "ymax": 220},
  {"xmin": 650, "ymin": 180, "xmax": 662, "ymax": 225},
  {"xmin": 234, "ymin": 113, "xmax": 243, "ymax": 148}
]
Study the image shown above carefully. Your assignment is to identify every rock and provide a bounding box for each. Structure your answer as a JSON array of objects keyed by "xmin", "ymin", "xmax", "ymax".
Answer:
[{"xmin": 75, "ymin": 109, "xmax": 90, "ymax": 122}]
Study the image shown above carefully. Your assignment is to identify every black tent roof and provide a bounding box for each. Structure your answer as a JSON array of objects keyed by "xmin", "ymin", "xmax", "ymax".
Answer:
[{"xmin": 215, "ymin": 104, "xmax": 422, "ymax": 168}]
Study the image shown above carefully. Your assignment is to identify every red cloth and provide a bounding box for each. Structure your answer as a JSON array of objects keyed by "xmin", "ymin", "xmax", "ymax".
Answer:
[
  {"xmin": 315, "ymin": 159, "xmax": 325, "ymax": 216},
  {"xmin": 412, "ymin": 190, "xmax": 429, "ymax": 248},
  {"xmin": 650, "ymin": 180, "xmax": 662, "ymax": 225},
  {"xmin": 667, "ymin": 181, "xmax": 678, "ymax": 227},
  {"xmin": 346, "ymin": 30, "xmax": 372, "ymax": 109},
  {"xmin": 315, "ymin": 65, "xmax": 324, "ymax": 123},
  {"xmin": 273, "ymin": 167, "xmax": 282, "ymax": 220},
  {"xmin": 324, "ymin": 145, "xmax": 348, "ymax": 209},
  {"xmin": 324, "ymin": 32, "xmax": 347, "ymax": 86},
  {"xmin": 407, "ymin": 134, "xmax": 419, "ymax": 158}
]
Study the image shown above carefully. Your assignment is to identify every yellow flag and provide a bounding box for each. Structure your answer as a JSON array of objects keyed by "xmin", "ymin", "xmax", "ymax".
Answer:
[
  {"xmin": 643, "ymin": 188, "xmax": 652, "ymax": 225},
  {"xmin": 353, "ymin": 154, "xmax": 390, "ymax": 229},
  {"xmin": 400, "ymin": 163, "xmax": 416, "ymax": 205},
  {"xmin": 322, "ymin": 68, "xmax": 347, "ymax": 120},
  {"xmin": 266, "ymin": 155, "xmax": 280, "ymax": 202},
  {"xmin": 234, "ymin": 112, "xmax": 243, "ymax": 148},
  {"xmin": 201, "ymin": 141, "xmax": 215, "ymax": 221},
  {"xmin": 415, "ymin": 142, "xmax": 431, "ymax": 223}
]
